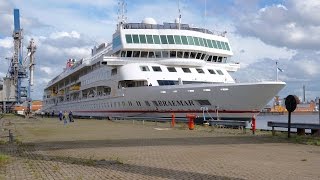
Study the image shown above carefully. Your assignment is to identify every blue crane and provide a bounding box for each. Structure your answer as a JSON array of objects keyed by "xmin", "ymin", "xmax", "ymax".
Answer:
[{"xmin": 6, "ymin": 9, "xmax": 36, "ymax": 113}]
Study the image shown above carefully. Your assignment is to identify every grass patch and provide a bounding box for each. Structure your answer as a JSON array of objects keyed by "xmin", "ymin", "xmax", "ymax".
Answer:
[
  {"xmin": 273, "ymin": 132, "xmax": 320, "ymax": 146},
  {"xmin": 0, "ymin": 140, "xmax": 7, "ymax": 145},
  {"xmin": 0, "ymin": 154, "xmax": 10, "ymax": 167}
]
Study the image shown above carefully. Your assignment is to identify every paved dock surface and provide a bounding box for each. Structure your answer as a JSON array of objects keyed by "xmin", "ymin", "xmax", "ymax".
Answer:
[{"xmin": 0, "ymin": 116, "xmax": 320, "ymax": 179}]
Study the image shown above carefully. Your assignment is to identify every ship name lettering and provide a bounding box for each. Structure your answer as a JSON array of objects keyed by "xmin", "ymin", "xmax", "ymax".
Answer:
[{"xmin": 151, "ymin": 100, "xmax": 194, "ymax": 107}]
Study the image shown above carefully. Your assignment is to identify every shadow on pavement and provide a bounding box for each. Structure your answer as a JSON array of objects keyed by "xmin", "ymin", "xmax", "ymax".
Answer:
[{"xmin": 29, "ymin": 135, "xmax": 286, "ymax": 151}]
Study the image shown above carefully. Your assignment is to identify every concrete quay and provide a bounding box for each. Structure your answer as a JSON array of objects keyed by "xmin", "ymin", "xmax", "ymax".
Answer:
[{"xmin": 0, "ymin": 115, "xmax": 320, "ymax": 180}]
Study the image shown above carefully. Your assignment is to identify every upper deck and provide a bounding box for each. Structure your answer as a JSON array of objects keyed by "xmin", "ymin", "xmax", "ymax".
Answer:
[{"xmin": 112, "ymin": 19, "xmax": 233, "ymax": 57}]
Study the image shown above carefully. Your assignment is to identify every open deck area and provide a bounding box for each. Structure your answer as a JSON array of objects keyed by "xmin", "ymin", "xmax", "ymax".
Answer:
[{"xmin": 0, "ymin": 115, "xmax": 320, "ymax": 179}]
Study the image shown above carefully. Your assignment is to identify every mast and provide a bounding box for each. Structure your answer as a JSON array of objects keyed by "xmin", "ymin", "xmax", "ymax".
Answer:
[
  {"xmin": 204, "ymin": 0, "xmax": 207, "ymax": 33},
  {"xmin": 178, "ymin": 0, "xmax": 181, "ymax": 30},
  {"xmin": 117, "ymin": 0, "xmax": 127, "ymax": 30}
]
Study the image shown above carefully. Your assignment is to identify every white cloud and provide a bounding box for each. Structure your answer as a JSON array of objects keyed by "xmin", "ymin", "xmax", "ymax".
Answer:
[
  {"xmin": 230, "ymin": 34, "xmax": 296, "ymax": 66},
  {"xmin": 49, "ymin": 31, "xmax": 81, "ymax": 39},
  {"xmin": 39, "ymin": 66, "xmax": 54, "ymax": 76},
  {"xmin": 0, "ymin": 37, "xmax": 13, "ymax": 48},
  {"xmin": 37, "ymin": 0, "xmax": 117, "ymax": 8},
  {"xmin": 290, "ymin": 0, "xmax": 320, "ymax": 25},
  {"xmin": 65, "ymin": 47, "xmax": 91, "ymax": 58},
  {"xmin": 292, "ymin": 60, "xmax": 320, "ymax": 77},
  {"xmin": 235, "ymin": 2, "xmax": 320, "ymax": 50}
]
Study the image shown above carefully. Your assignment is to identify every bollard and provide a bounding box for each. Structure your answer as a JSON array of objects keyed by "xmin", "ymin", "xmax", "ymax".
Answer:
[
  {"xmin": 171, "ymin": 113, "xmax": 175, "ymax": 128},
  {"xmin": 8, "ymin": 129, "xmax": 14, "ymax": 143},
  {"xmin": 186, "ymin": 114, "xmax": 196, "ymax": 130},
  {"xmin": 251, "ymin": 115, "xmax": 256, "ymax": 135}
]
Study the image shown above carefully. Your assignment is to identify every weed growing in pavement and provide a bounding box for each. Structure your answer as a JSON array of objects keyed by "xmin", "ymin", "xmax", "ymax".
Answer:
[
  {"xmin": 115, "ymin": 157, "xmax": 124, "ymax": 164},
  {"xmin": 52, "ymin": 163, "xmax": 60, "ymax": 172},
  {"xmin": 0, "ymin": 140, "xmax": 6, "ymax": 145},
  {"xmin": 0, "ymin": 154, "xmax": 10, "ymax": 167},
  {"xmin": 82, "ymin": 155, "xmax": 96, "ymax": 166},
  {"xmin": 110, "ymin": 155, "xmax": 124, "ymax": 165}
]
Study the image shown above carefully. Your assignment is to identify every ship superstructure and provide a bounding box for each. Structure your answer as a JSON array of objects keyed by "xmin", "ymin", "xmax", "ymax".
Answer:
[{"xmin": 42, "ymin": 16, "xmax": 285, "ymax": 120}]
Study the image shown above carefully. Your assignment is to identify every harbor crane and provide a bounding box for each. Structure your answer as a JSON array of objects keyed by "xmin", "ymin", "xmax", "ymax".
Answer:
[{"xmin": 0, "ymin": 9, "xmax": 36, "ymax": 113}]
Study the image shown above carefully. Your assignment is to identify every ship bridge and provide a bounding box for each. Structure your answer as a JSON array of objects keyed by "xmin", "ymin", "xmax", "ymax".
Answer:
[{"xmin": 111, "ymin": 18, "xmax": 234, "ymax": 64}]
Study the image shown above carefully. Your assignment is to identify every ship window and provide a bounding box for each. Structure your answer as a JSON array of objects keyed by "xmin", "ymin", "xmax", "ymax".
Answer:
[
  {"xmin": 160, "ymin": 35, "xmax": 168, "ymax": 44},
  {"xmin": 121, "ymin": 51, "xmax": 126, "ymax": 57},
  {"xmin": 207, "ymin": 39, "xmax": 213, "ymax": 48},
  {"xmin": 111, "ymin": 68, "xmax": 117, "ymax": 75},
  {"xmin": 155, "ymin": 51, "xmax": 162, "ymax": 58},
  {"xmin": 190, "ymin": 52, "xmax": 197, "ymax": 58},
  {"xmin": 193, "ymin": 37, "xmax": 200, "ymax": 46},
  {"xmin": 167, "ymin": 67, "xmax": 177, "ymax": 72},
  {"xmin": 158, "ymin": 80, "xmax": 177, "ymax": 86},
  {"xmin": 212, "ymin": 40, "xmax": 218, "ymax": 48},
  {"xmin": 162, "ymin": 51, "xmax": 169, "ymax": 58},
  {"xmin": 201, "ymin": 53, "xmax": 206, "ymax": 60},
  {"xmin": 208, "ymin": 69, "xmax": 216, "ymax": 74},
  {"xmin": 181, "ymin": 35, "xmax": 188, "ymax": 45},
  {"xmin": 216, "ymin": 69, "xmax": 224, "ymax": 75},
  {"xmin": 207, "ymin": 55, "xmax": 212, "ymax": 62},
  {"xmin": 140, "ymin": 66, "xmax": 150, "ymax": 71},
  {"xmin": 220, "ymin": 41, "xmax": 226, "ymax": 50},
  {"xmin": 125, "ymin": 34, "xmax": 133, "ymax": 43},
  {"xmin": 212, "ymin": 56, "xmax": 218, "ymax": 62},
  {"xmin": 152, "ymin": 66, "xmax": 162, "ymax": 72},
  {"xmin": 196, "ymin": 53, "xmax": 202, "ymax": 59},
  {"xmin": 133, "ymin": 51, "xmax": 140, "ymax": 57},
  {"xmin": 196, "ymin": 100, "xmax": 211, "ymax": 106},
  {"xmin": 216, "ymin": 41, "xmax": 222, "ymax": 49},
  {"xmin": 203, "ymin": 54, "xmax": 209, "ymax": 61},
  {"xmin": 126, "ymin": 51, "xmax": 132, "ymax": 57},
  {"xmin": 167, "ymin": 35, "xmax": 175, "ymax": 44},
  {"xmin": 148, "ymin": 51, "xmax": 155, "ymax": 58},
  {"xmin": 196, "ymin": 68, "xmax": 204, "ymax": 73},
  {"xmin": 170, "ymin": 51, "xmax": 176, "ymax": 58},
  {"xmin": 144, "ymin": 35, "xmax": 152, "ymax": 44},
  {"xmin": 132, "ymin": 34, "xmax": 139, "ymax": 43},
  {"xmin": 174, "ymin": 35, "xmax": 182, "ymax": 44},
  {"xmin": 217, "ymin": 56, "xmax": 223, "ymax": 62},
  {"xmin": 139, "ymin": 34, "xmax": 147, "ymax": 43},
  {"xmin": 187, "ymin": 36, "xmax": 194, "ymax": 45},
  {"xmin": 141, "ymin": 51, "xmax": 148, "ymax": 58},
  {"xmin": 223, "ymin": 57, "xmax": 227, "ymax": 63},
  {"xmin": 153, "ymin": 35, "xmax": 161, "ymax": 44},
  {"xmin": 177, "ymin": 51, "xmax": 183, "ymax": 58},
  {"xmin": 182, "ymin": 68, "xmax": 191, "ymax": 73},
  {"xmin": 183, "ymin": 51, "xmax": 190, "ymax": 58},
  {"xmin": 203, "ymin": 38, "xmax": 208, "ymax": 47},
  {"xmin": 199, "ymin": 38, "xmax": 205, "ymax": 46},
  {"xmin": 224, "ymin": 42, "xmax": 230, "ymax": 51}
]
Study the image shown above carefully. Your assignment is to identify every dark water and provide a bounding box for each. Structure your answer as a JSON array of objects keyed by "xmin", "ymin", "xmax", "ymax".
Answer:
[{"xmin": 252, "ymin": 113, "xmax": 320, "ymax": 131}]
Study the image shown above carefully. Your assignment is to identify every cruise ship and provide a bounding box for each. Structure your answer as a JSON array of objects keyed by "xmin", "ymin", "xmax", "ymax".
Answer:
[{"xmin": 42, "ymin": 8, "xmax": 285, "ymax": 121}]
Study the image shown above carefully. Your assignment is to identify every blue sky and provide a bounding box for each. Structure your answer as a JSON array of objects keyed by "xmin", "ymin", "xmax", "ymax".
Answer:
[{"xmin": 0, "ymin": 0, "xmax": 320, "ymax": 102}]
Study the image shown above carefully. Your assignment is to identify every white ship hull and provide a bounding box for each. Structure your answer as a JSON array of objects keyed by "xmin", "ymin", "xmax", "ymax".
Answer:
[{"xmin": 43, "ymin": 81, "xmax": 285, "ymax": 121}]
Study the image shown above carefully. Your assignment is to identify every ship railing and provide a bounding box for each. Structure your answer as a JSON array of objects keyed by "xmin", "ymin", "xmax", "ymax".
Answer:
[{"xmin": 123, "ymin": 23, "xmax": 227, "ymax": 37}]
